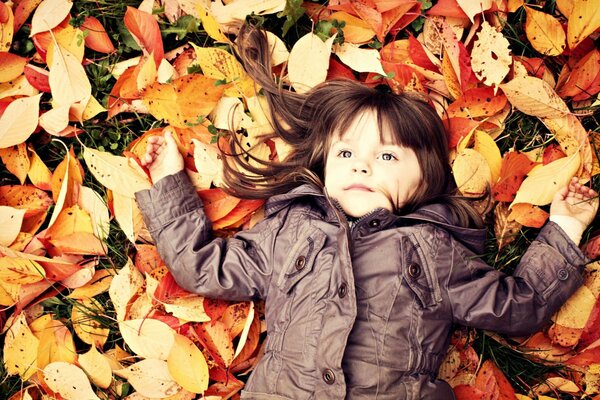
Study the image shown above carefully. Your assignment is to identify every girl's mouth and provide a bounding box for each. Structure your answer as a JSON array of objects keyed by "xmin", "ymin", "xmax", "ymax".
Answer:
[{"xmin": 344, "ymin": 184, "xmax": 374, "ymax": 192}]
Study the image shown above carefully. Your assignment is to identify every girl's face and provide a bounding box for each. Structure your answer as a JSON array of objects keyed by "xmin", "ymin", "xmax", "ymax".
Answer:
[{"xmin": 324, "ymin": 110, "xmax": 422, "ymax": 218}]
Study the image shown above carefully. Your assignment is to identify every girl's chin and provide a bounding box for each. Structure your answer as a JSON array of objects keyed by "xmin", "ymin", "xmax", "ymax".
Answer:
[{"xmin": 338, "ymin": 200, "xmax": 394, "ymax": 218}]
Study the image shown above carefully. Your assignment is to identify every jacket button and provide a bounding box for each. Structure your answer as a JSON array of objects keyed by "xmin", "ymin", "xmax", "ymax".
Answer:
[
  {"xmin": 408, "ymin": 263, "xmax": 421, "ymax": 278},
  {"xmin": 338, "ymin": 282, "xmax": 348, "ymax": 298},
  {"xmin": 368, "ymin": 219, "xmax": 380, "ymax": 228},
  {"xmin": 295, "ymin": 256, "xmax": 306, "ymax": 271},
  {"xmin": 557, "ymin": 269, "xmax": 569, "ymax": 281},
  {"xmin": 322, "ymin": 369, "xmax": 335, "ymax": 385}
]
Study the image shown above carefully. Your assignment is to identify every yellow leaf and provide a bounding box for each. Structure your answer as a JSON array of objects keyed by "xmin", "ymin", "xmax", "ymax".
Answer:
[
  {"xmin": 48, "ymin": 145, "xmax": 78, "ymax": 228},
  {"xmin": 0, "ymin": 279, "xmax": 20, "ymax": 306},
  {"xmin": 334, "ymin": 42, "xmax": 386, "ymax": 75},
  {"xmin": 567, "ymin": 0, "xmax": 600, "ymax": 49},
  {"xmin": 192, "ymin": 139, "xmax": 221, "ymax": 189},
  {"xmin": 163, "ymin": 296, "xmax": 212, "ymax": 323},
  {"xmin": 109, "ymin": 259, "xmax": 144, "ymax": 321},
  {"xmin": 556, "ymin": 0, "xmax": 574, "ymax": 18},
  {"xmin": 0, "ymin": 75, "xmax": 39, "ymax": 100},
  {"xmin": 39, "ymin": 104, "xmax": 70, "ymax": 135},
  {"xmin": 192, "ymin": 45, "xmax": 244, "ymax": 82},
  {"xmin": 507, "ymin": 0, "xmax": 525, "ymax": 12},
  {"xmin": 328, "ymin": 11, "xmax": 375, "ymax": 44},
  {"xmin": 233, "ymin": 301, "xmax": 254, "ymax": 359},
  {"xmin": 142, "ymin": 74, "xmax": 225, "ymax": 128},
  {"xmin": 27, "ymin": 147, "xmax": 53, "ymax": 191},
  {"xmin": 288, "ymin": 32, "xmax": 336, "ymax": 93},
  {"xmin": 68, "ymin": 269, "xmax": 113, "ymax": 299},
  {"xmin": 78, "ymin": 345, "xmax": 113, "ymax": 389},
  {"xmin": 30, "ymin": 0, "xmax": 73, "ymax": 36},
  {"xmin": 456, "ymin": 0, "xmax": 493, "ymax": 22},
  {"xmin": 524, "ymin": 6, "xmax": 567, "ymax": 56},
  {"xmin": 452, "ymin": 149, "xmax": 492, "ymax": 197},
  {"xmin": 0, "ymin": 206, "xmax": 26, "ymax": 246},
  {"xmin": 119, "ymin": 319, "xmax": 175, "ymax": 360},
  {"xmin": 37, "ymin": 319, "xmax": 77, "ymax": 371},
  {"xmin": 512, "ymin": 151, "xmax": 580, "ymax": 206},
  {"xmin": 47, "ymin": 25, "xmax": 85, "ymax": 64},
  {"xmin": 77, "ymin": 186, "xmax": 110, "ymax": 242},
  {"xmin": 112, "ymin": 191, "xmax": 136, "ymax": 243},
  {"xmin": 49, "ymin": 44, "xmax": 91, "ymax": 107},
  {"xmin": 0, "ymin": 94, "xmax": 42, "ymax": 149},
  {"xmin": 83, "ymin": 147, "xmax": 151, "ymax": 197},
  {"xmin": 43, "ymin": 362, "xmax": 100, "ymax": 400},
  {"xmin": 471, "ymin": 21, "xmax": 512, "ymax": 88},
  {"xmin": 500, "ymin": 76, "xmax": 570, "ymax": 118},
  {"xmin": 3, "ymin": 312, "xmax": 39, "ymax": 380},
  {"xmin": 553, "ymin": 285, "xmax": 596, "ymax": 329},
  {"xmin": 0, "ymin": 257, "xmax": 45, "ymax": 284},
  {"xmin": 136, "ymin": 54, "xmax": 157, "ymax": 92},
  {"xmin": 196, "ymin": 5, "xmax": 229, "ymax": 43},
  {"xmin": 72, "ymin": 297, "xmax": 109, "ymax": 347},
  {"xmin": 210, "ymin": 0, "xmax": 286, "ymax": 26},
  {"xmin": 46, "ymin": 205, "xmax": 107, "ymax": 255},
  {"xmin": 0, "ymin": 3, "xmax": 14, "ymax": 52},
  {"xmin": 0, "ymin": 143, "xmax": 30, "ymax": 184},
  {"xmin": 167, "ymin": 334, "xmax": 209, "ymax": 394},
  {"xmin": 474, "ymin": 131, "xmax": 502, "ymax": 183},
  {"xmin": 115, "ymin": 359, "xmax": 181, "ymax": 398},
  {"xmin": 80, "ymin": 95, "xmax": 107, "ymax": 121}
]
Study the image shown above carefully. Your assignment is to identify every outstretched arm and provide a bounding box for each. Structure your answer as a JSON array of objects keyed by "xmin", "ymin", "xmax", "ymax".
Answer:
[
  {"xmin": 140, "ymin": 128, "xmax": 185, "ymax": 184},
  {"xmin": 550, "ymin": 177, "xmax": 598, "ymax": 245}
]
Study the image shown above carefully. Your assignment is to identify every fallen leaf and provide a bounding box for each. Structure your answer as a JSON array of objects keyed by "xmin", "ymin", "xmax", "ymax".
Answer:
[
  {"xmin": 500, "ymin": 75, "xmax": 570, "ymax": 118},
  {"xmin": 288, "ymin": 32, "xmax": 336, "ymax": 93},
  {"xmin": 67, "ymin": 269, "xmax": 113, "ymax": 299},
  {"xmin": 71, "ymin": 297, "xmax": 110, "ymax": 347},
  {"xmin": 0, "ymin": 257, "xmax": 46, "ymax": 284},
  {"xmin": 109, "ymin": 259, "xmax": 145, "ymax": 321},
  {"xmin": 195, "ymin": 320, "xmax": 234, "ymax": 368},
  {"xmin": 474, "ymin": 359, "xmax": 517, "ymax": 398},
  {"xmin": 77, "ymin": 186, "xmax": 110, "ymax": 242},
  {"xmin": 81, "ymin": 16, "xmax": 115, "ymax": 54},
  {"xmin": 167, "ymin": 333, "xmax": 209, "ymax": 394},
  {"xmin": 470, "ymin": 21, "xmax": 512, "ymax": 88},
  {"xmin": 0, "ymin": 205, "xmax": 26, "ymax": 246},
  {"xmin": 37, "ymin": 318, "xmax": 77, "ymax": 371},
  {"xmin": 334, "ymin": 42, "xmax": 386, "ymax": 75},
  {"xmin": 43, "ymin": 361, "xmax": 100, "ymax": 400},
  {"xmin": 0, "ymin": 94, "xmax": 42, "ymax": 149},
  {"xmin": 124, "ymin": 6, "xmax": 164, "ymax": 65},
  {"xmin": 452, "ymin": 148, "xmax": 492, "ymax": 197},
  {"xmin": 3, "ymin": 312, "xmax": 39, "ymax": 380},
  {"xmin": 524, "ymin": 6, "xmax": 567, "ymax": 56},
  {"xmin": 78, "ymin": 345, "xmax": 113, "ymax": 389},
  {"xmin": 508, "ymin": 203, "xmax": 549, "ymax": 228},
  {"xmin": 557, "ymin": 48, "xmax": 600, "ymax": 100},
  {"xmin": 119, "ymin": 318, "xmax": 176, "ymax": 360},
  {"xmin": 27, "ymin": 147, "xmax": 53, "ymax": 191},
  {"xmin": 0, "ymin": 52, "xmax": 26, "ymax": 83},
  {"xmin": 115, "ymin": 358, "xmax": 181, "ymax": 398},
  {"xmin": 494, "ymin": 202, "xmax": 522, "ymax": 251},
  {"xmin": 328, "ymin": 11, "xmax": 375, "ymax": 44},
  {"xmin": 29, "ymin": 0, "xmax": 72, "ymax": 36},
  {"xmin": 567, "ymin": 0, "xmax": 600, "ymax": 49},
  {"xmin": 197, "ymin": 188, "xmax": 240, "ymax": 221},
  {"xmin": 163, "ymin": 296, "xmax": 211, "ymax": 323}
]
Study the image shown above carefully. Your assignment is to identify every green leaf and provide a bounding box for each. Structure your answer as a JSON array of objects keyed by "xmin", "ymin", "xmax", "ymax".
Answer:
[{"xmin": 278, "ymin": 0, "xmax": 305, "ymax": 37}]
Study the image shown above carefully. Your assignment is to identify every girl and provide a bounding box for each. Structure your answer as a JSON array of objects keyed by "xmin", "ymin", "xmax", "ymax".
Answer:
[{"xmin": 135, "ymin": 27, "xmax": 598, "ymax": 399}]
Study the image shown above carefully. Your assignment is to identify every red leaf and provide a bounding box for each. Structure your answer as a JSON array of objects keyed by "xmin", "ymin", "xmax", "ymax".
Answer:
[
  {"xmin": 81, "ymin": 16, "xmax": 116, "ymax": 54},
  {"xmin": 197, "ymin": 189, "xmax": 241, "ymax": 222},
  {"xmin": 439, "ymin": 19, "xmax": 475, "ymax": 92},
  {"xmin": 514, "ymin": 56, "xmax": 547, "ymax": 79},
  {"xmin": 408, "ymin": 34, "xmax": 438, "ymax": 72},
  {"xmin": 385, "ymin": 2, "xmax": 421, "ymax": 36},
  {"xmin": 492, "ymin": 151, "xmax": 538, "ymax": 202},
  {"xmin": 543, "ymin": 143, "xmax": 566, "ymax": 165},
  {"xmin": 558, "ymin": 49, "xmax": 600, "ymax": 100},
  {"xmin": 427, "ymin": 0, "xmax": 469, "ymax": 19},
  {"xmin": 107, "ymin": 66, "xmax": 135, "ymax": 118},
  {"xmin": 566, "ymin": 345, "xmax": 600, "ymax": 367},
  {"xmin": 474, "ymin": 360, "xmax": 517, "ymax": 399},
  {"xmin": 327, "ymin": 58, "xmax": 357, "ymax": 80},
  {"xmin": 443, "ymin": 117, "xmax": 479, "ymax": 149},
  {"xmin": 154, "ymin": 271, "xmax": 191, "ymax": 302},
  {"xmin": 582, "ymin": 232, "xmax": 600, "ymax": 260},
  {"xmin": 124, "ymin": 6, "xmax": 164, "ymax": 66},
  {"xmin": 39, "ymin": 255, "xmax": 83, "ymax": 281},
  {"xmin": 204, "ymin": 297, "xmax": 231, "ymax": 322},
  {"xmin": 24, "ymin": 64, "xmax": 51, "ymax": 92},
  {"xmin": 453, "ymin": 385, "xmax": 486, "ymax": 400},
  {"xmin": 13, "ymin": 0, "xmax": 43, "ymax": 32}
]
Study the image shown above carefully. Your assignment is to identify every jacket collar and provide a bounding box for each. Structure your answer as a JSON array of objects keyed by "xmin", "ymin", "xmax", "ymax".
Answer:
[{"xmin": 264, "ymin": 184, "xmax": 486, "ymax": 254}]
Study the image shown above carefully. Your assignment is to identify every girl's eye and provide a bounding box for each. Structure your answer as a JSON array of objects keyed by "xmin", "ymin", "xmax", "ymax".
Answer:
[
  {"xmin": 381, "ymin": 153, "xmax": 397, "ymax": 161},
  {"xmin": 338, "ymin": 150, "xmax": 353, "ymax": 158}
]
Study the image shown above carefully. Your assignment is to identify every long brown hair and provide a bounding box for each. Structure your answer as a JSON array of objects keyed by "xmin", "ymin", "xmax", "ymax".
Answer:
[{"xmin": 220, "ymin": 25, "xmax": 483, "ymax": 228}]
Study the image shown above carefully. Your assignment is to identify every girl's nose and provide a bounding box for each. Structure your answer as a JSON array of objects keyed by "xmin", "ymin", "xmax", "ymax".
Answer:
[{"xmin": 352, "ymin": 160, "xmax": 370, "ymax": 174}]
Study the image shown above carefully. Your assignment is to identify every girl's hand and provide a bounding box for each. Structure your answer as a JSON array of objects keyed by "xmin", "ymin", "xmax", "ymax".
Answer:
[
  {"xmin": 550, "ymin": 177, "xmax": 599, "ymax": 227},
  {"xmin": 140, "ymin": 128, "xmax": 184, "ymax": 184}
]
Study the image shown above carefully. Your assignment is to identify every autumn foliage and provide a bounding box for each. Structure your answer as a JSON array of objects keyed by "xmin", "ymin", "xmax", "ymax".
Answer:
[{"xmin": 1, "ymin": 0, "xmax": 600, "ymax": 399}]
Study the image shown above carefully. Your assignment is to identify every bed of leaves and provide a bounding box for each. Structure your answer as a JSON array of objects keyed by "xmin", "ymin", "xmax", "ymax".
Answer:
[{"xmin": 0, "ymin": 0, "xmax": 600, "ymax": 399}]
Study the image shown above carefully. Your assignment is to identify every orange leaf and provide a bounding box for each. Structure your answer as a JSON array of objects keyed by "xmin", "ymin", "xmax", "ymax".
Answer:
[
  {"xmin": 0, "ymin": 52, "xmax": 26, "ymax": 83},
  {"xmin": 81, "ymin": 16, "xmax": 115, "ymax": 54},
  {"xmin": 39, "ymin": 255, "xmax": 82, "ymax": 281},
  {"xmin": 50, "ymin": 147, "xmax": 83, "ymax": 205},
  {"xmin": 0, "ymin": 184, "xmax": 53, "ymax": 217},
  {"xmin": 557, "ymin": 48, "xmax": 600, "ymax": 100},
  {"xmin": 13, "ymin": 0, "xmax": 43, "ymax": 33},
  {"xmin": 349, "ymin": 0, "xmax": 383, "ymax": 41},
  {"xmin": 134, "ymin": 244, "xmax": 163, "ymax": 274},
  {"xmin": 447, "ymin": 87, "xmax": 508, "ymax": 119},
  {"xmin": 27, "ymin": 147, "xmax": 53, "ymax": 191},
  {"xmin": 37, "ymin": 318, "xmax": 77, "ymax": 372},
  {"xmin": 524, "ymin": 6, "xmax": 567, "ymax": 56},
  {"xmin": 0, "ymin": 143, "xmax": 30, "ymax": 184},
  {"xmin": 443, "ymin": 117, "xmax": 480, "ymax": 149},
  {"xmin": 567, "ymin": 0, "xmax": 600, "ymax": 49},
  {"xmin": 492, "ymin": 151, "xmax": 538, "ymax": 202},
  {"xmin": 474, "ymin": 359, "xmax": 517, "ymax": 399},
  {"xmin": 213, "ymin": 199, "xmax": 264, "ymax": 230},
  {"xmin": 197, "ymin": 189, "xmax": 241, "ymax": 222},
  {"xmin": 328, "ymin": 11, "xmax": 375, "ymax": 44},
  {"xmin": 0, "ymin": 2, "xmax": 14, "ymax": 52},
  {"xmin": 24, "ymin": 63, "xmax": 51, "ymax": 92},
  {"xmin": 141, "ymin": 74, "xmax": 225, "ymax": 128},
  {"xmin": 508, "ymin": 203, "xmax": 549, "ymax": 228},
  {"xmin": 195, "ymin": 321, "xmax": 235, "ymax": 368},
  {"xmin": 0, "ymin": 94, "xmax": 42, "ymax": 149},
  {"xmin": 453, "ymin": 385, "xmax": 485, "ymax": 400},
  {"xmin": 427, "ymin": 0, "xmax": 469, "ymax": 19},
  {"xmin": 543, "ymin": 143, "xmax": 566, "ymax": 165},
  {"xmin": 124, "ymin": 6, "xmax": 164, "ymax": 65},
  {"xmin": 46, "ymin": 205, "xmax": 106, "ymax": 255}
]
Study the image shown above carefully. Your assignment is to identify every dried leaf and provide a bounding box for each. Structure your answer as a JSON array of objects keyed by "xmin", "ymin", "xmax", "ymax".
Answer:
[
  {"xmin": 196, "ymin": 320, "xmax": 235, "ymax": 367},
  {"xmin": 524, "ymin": 6, "xmax": 567, "ymax": 56},
  {"xmin": 115, "ymin": 359, "xmax": 181, "ymax": 398},
  {"xmin": 452, "ymin": 149, "xmax": 492, "ymax": 197},
  {"xmin": 78, "ymin": 345, "xmax": 113, "ymax": 389},
  {"xmin": 494, "ymin": 202, "xmax": 522, "ymax": 251},
  {"xmin": 3, "ymin": 312, "xmax": 39, "ymax": 380},
  {"xmin": 72, "ymin": 297, "xmax": 110, "ymax": 347},
  {"xmin": 500, "ymin": 75, "xmax": 570, "ymax": 118},
  {"xmin": 119, "ymin": 318, "xmax": 176, "ymax": 360},
  {"xmin": 492, "ymin": 151, "xmax": 538, "ymax": 202},
  {"xmin": 328, "ymin": 11, "xmax": 375, "ymax": 44},
  {"xmin": 81, "ymin": 16, "xmax": 115, "ymax": 54},
  {"xmin": 0, "ymin": 53, "xmax": 26, "ymax": 83},
  {"xmin": 513, "ymin": 152, "xmax": 580, "ymax": 206},
  {"xmin": 77, "ymin": 186, "xmax": 110, "ymax": 242},
  {"xmin": 567, "ymin": 0, "xmax": 600, "ymax": 49},
  {"xmin": 67, "ymin": 269, "xmax": 113, "ymax": 299},
  {"xmin": 553, "ymin": 285, "xmax": 596, "ymax": 329},
  {"xmin": 334, "ymin": 42, "xmax": 386, "ymax": 75},
  {"xmin": 43, "ymin": 362, "xmax": 100, "ymax": 400},
  {"xmin": 471, "ymin": 21, "xmax": 512, "ymax": 87},
  {"xmin": 109, "ymin": 259, "xmax": 145, "ymax": 321},
  {"xmin": 197, "ymin": 189, "xmax": 240, "ymax": 221},
  {"xmin": 474, "ymin": 360, "xmax": 517, "ymax": 398},
  {"xmin": 0, "ymin": 94, "xmax": 42, "ymax": 149},
  {"xmin": 124, "ymin": 6, "xmax": 164, "ymax": 65},
  {"xmin": 27, "ymin": 147, "xmax": 53, "ymax": 191},
  {"xmin": 29, "ymin": 0, "xmax": 72, "ymax": 36},
  {"xmin": 0, "ymin": 257, "xmax": 46, "ymax": 284},
  {"xmin": 0, "ymin": 2, "xmax": 14, "ymax": 52},
  {"xmin": 456, "ymin": 0, "xmax": 493, "ymax": 23},
  {"xmin": 48, "ymin": 44, "xmax": 91, "ymax": 107},
  {"xmin": 288, "ymin": 32, "xmax": 336, "ymax": 93},
  {"xmin": 508, "ymin": 203, "xmax": 549, "ymax": 228},
  {"xmin": 167, "ymin": 333, "xmax": 209, "ymax": 394},
  {"xmin": 37, "ymin": 319, "xmax": 77, "ymax": 371},
  {"xmin": 0, "ymin": 205, "xmax": 26, "ymax": 246}
]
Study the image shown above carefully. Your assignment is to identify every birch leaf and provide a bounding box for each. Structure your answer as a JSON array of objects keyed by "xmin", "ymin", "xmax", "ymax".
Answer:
[
  {"xmin": 0, "ymin": 206, "xmax": 26, "ymax": 246},
  {"xmin": 109, "ymin": 259, "xmax": 144, "ymax": 321},
  {"xmin": 452, "ymin": 149, "xmax": 492, "ymax": 197},
  {"xmin": 512, "ymin": 152, "xmax": 580, "ymax": 206},
  {"xmin": 3, "ymin": 312, "xmax": 39, "ymax": 380},
  {"xmin": 524, "ymin": 6, "xmax": 567, "ymax": 56},
  {"xmin": 567, "ymin": 0, "xmax": 600, "ymax": 49},
  {"xmin": 167, "ymin": 334, "xmax": 209, "ymax": 394},
  {"xmin": 116, "ymin": 359, "xmax": 181, "ymax": 398},
  {"xmin": 83, "ymin": 147, "xmax": 151, "ymax": 197},
  {"xmin": 500, "ymin": 76, "xmax": 570, "ymax": 118},
  {"xmin": 119, "ymin": 319, "xmax": 175, "ymax": 360},
  {"xmin": 288, "ymin": 32, "xmax": 336, "ymax": 93},
  {"xmin": 471, "ymin": 21, "xmax": 512, "ymax": 88},
  {"xmin": 334, "ymin": 42, "xmax": 386, "ymax": 75},
  {"xmin": 29, "ymin": 0, "xmax": 73, "ymax": 36},
  {"xmin": 78, "ymin": 345, "xmax": 113, "ymax": 389},
  {"xmin": 43, "ymin": 362, "xmax": 100, "ymax": 400},
  {"xmin": 0, "ymin": 94, "xmax": 42, "ymax": 149}
]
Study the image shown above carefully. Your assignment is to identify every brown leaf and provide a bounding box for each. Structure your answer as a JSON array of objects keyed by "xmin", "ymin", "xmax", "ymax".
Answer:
[{"xmin": 494, "ymin": 203, "xmax": 522, "ymax": 251}]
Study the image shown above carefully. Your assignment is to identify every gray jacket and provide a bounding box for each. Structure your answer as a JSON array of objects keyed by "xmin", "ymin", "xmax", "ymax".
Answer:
[{"xmin": 135, "ymin": 171, "xmax": 587, "ymax": 399}]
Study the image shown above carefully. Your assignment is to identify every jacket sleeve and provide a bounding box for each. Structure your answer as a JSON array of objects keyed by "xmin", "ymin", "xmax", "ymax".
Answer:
[
  {"xmin": 134, "ymin": 171, "xmax": 275, "ymax": 301},
  {"xmin": 446, "ymin": 222, "xmax": 588, "ymax": 336}
]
